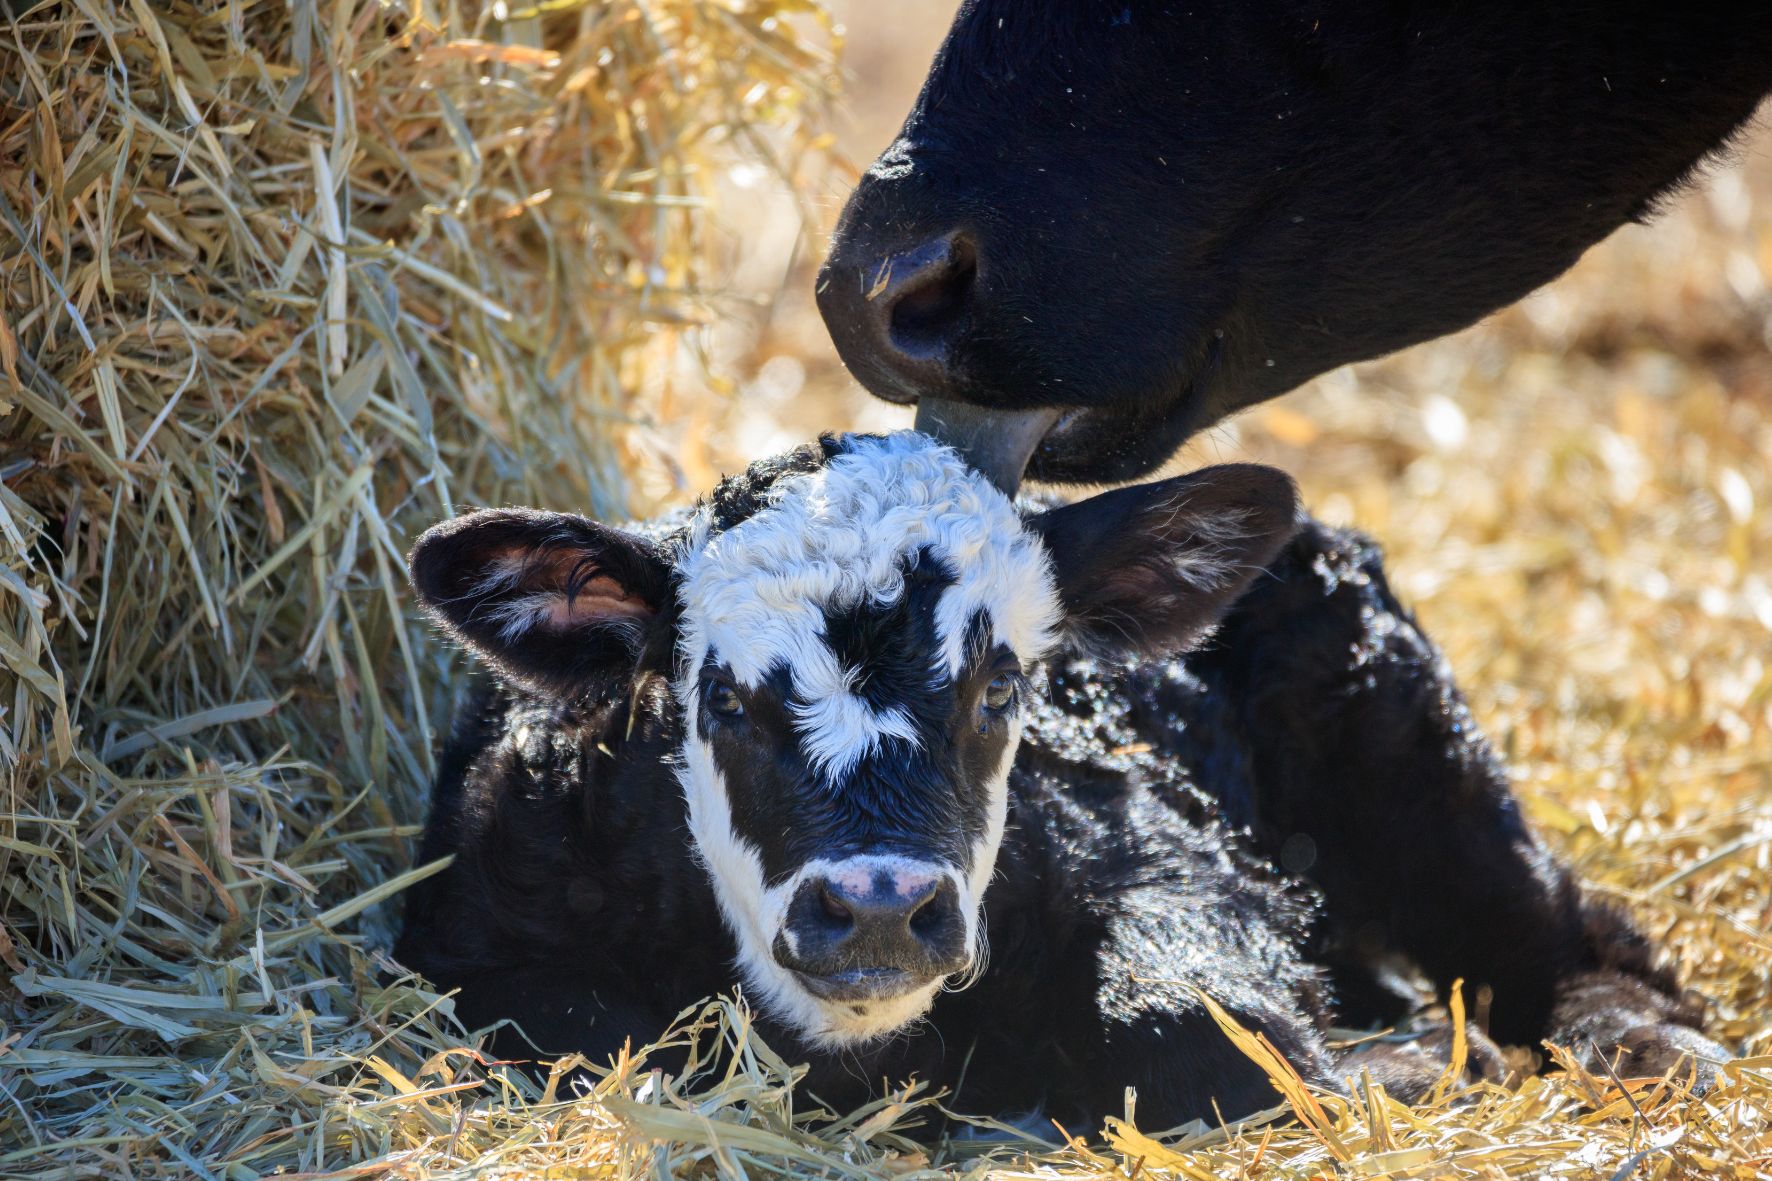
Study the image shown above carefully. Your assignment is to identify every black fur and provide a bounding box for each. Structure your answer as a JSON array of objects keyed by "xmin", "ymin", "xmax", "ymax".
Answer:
[
  {"xmin": 817, "ymin": 1, "xmax": 1772, "ymax": 483},
  {"xmin": 398, "ymin": 496, "xmax": 1721, "ymax": 1129},
  {"xmin": 1030, "ymin": 464, "xmax": 1298, "ymax": 659}
]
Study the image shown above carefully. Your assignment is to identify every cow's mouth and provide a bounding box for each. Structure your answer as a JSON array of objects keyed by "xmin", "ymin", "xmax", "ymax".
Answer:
[
  {"xmin": 916, "ymin": 384, "xmax": 1199, "ymax": 494},
  {"xmin": 914, "ymin": 377, "xmax": 1204, "ymax": 485},
  {"xmin": 791, "ymin": 967, "xmax": 927, "ymax": 1003},
  {"xmin": 912, "ymin": 398, "xmax": 1060, "ymax": 496}
]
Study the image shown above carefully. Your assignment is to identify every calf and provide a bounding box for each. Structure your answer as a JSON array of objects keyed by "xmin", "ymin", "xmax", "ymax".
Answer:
[{"xmin": 397, "ymin": 432, "xmax": 1721, "ymax": 1128}]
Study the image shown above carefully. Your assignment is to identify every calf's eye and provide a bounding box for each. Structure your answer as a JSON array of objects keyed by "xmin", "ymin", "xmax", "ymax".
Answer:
[
  {"xmin": 982, "ymin": 673, "xmax": 1017, "ymax": 712},
  {"xmin": 704, "ymin": 681, "xmax": 745, "ymax": 720}
]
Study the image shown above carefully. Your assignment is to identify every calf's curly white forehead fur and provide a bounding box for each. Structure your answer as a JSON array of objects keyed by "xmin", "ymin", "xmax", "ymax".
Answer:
[
  {"xmin": 670, "ymin": 432, "xmax": 1062, "ymax": 1046},
  {"xmin": 674, "ymin": 432, "xmax": 1062, "ymax": 770}
]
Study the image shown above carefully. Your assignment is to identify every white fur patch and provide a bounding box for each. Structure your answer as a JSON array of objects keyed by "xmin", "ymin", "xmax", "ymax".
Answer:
[
  {"xmin": 675, "ymin": 432, "xmax": 1061, "ymax": 770},
  {"xmin": 486, "ymin": 591, "xmax": 580, "ymax": 643},
  {"xmin": 769, "ymin": 630, "xmax": 922, "ymax": 776},
  {"xmin": 814, "ymin": 853, "xmax": 947, "ymax": 901},
  {"xmin": 670, "ymin": 432, "xmax": 1059, "ymax": 1045},
  {"xmin": 963, "ymin": 718, "xmax": 1018, "ymax": 950},
  {"xmin": 1147, "ymin": 492, "xmax": 1259, "ymax": 593}
]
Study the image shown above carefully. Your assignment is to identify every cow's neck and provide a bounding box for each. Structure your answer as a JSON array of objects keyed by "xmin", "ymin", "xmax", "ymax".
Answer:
[{"xmin": 1225, "ymin": 6, "xmax": 1772, "ymax": 412}]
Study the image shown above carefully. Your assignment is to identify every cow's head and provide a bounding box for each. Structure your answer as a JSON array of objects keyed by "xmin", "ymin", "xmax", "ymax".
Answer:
[
  {"xmin": 815, "ymin": 2, "xmax": 1753, "ymax": 489},
  {"xmin": 410, "ymin": 433, "xmax": 1297, "ymax": 1046}
]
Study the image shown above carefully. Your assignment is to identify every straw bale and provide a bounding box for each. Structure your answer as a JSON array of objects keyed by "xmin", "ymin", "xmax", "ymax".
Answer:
[{"xmin": 0, "ymin": 0, "xmax": 833, "ymax": 1173}]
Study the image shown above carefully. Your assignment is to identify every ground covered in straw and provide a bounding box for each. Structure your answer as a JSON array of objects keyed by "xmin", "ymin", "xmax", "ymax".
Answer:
[{"xmin": 3, "ymin": 0, "xmax": 1770, "ymax": 1176}]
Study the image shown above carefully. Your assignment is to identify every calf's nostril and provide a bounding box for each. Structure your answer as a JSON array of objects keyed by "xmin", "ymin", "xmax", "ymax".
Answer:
[
  {"xmin": 819, "ymin": 883, "xmax": 853, "ymax": 924},
  {"xmin": 907, "ymin": 879, "xmax": 963, "ymax": 936},
  {"xmin": 907, "ymin": 888, "xmax": 949, "ymax": 935}
]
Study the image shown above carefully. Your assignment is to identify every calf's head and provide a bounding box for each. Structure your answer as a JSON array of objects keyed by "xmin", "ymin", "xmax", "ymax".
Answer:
[{"xmin": 410, "ymin": 433, "xmax": 1297, "ymax": 1046}]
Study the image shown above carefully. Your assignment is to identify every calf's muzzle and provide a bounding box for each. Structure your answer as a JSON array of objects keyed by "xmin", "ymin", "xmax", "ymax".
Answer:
[{"xmin": 774, "ymin": 861, "xmax": 968, "ymax": 1000}]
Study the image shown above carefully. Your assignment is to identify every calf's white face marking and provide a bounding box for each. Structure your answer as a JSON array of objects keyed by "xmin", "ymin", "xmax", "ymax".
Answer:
[{"xmin": 672, "ymin": 433, "xmax": 1061, "ymax": 1046}]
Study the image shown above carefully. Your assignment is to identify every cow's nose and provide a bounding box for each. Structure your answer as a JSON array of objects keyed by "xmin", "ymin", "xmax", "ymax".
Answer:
[
  {"xmin": 816, "ymin": 232, "xmax": 976, "ymax": 403},
  {"xmin": 777, "ymin": 866, "xmax": 968, "ymax": 990}
]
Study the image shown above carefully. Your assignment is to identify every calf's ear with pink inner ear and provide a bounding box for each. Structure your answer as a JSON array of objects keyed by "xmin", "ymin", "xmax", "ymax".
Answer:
[
  {"xmin": 407, "ymin": 508, "xmax": 673, "ymax": 693},
  {"xmin": 1027, "ymin": 463, "xmax": 1301, "ymax": 662}
]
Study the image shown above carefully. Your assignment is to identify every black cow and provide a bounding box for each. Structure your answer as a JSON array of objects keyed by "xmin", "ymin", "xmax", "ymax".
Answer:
[
  {"xmin": 816, "ymin": 2, "xmax": 1772, "ymax": 490},
  {"xmin": 396, "ymin": 432, "xmax": 1721, "ymax": 1130}
]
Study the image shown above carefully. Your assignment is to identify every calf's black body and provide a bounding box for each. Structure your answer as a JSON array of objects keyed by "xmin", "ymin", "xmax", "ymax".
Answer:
[{"xmin": 398, "ymin": 514, "xmax": 1711, "ymax": 1128}]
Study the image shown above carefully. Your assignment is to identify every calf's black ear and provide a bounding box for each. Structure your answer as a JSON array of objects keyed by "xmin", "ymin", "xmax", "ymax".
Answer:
[
  {"xmin": 408, "ymin": 508, "xmax": 673, "ymax": 693},
  {"xmin": 1027, "ymin": 464, "xmax": 1300, "ymax": 662}
]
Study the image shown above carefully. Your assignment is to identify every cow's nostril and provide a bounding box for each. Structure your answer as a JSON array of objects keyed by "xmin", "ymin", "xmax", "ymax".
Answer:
[
  {"xmin": 818, "ymin": 229, "xmax": 982, "ymax": 401},
  {"xmin": 887, "ymin": 237, "xmax": 976, "ymax": 361}
]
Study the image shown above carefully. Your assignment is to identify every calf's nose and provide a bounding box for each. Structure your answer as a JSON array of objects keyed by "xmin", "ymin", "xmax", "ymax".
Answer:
[
  {"xmin": 816, "ymin": 232, "xmax": 976, "ymax": 403},
  {"xmin": 779, "ymin": 865, "xmax": 968, "ymax": 986}
]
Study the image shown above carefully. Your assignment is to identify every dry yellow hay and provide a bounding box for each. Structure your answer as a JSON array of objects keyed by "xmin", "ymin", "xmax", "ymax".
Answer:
[{"xmin": 0, "ymin": 0, "xmax": 835, "ymax": 1174}]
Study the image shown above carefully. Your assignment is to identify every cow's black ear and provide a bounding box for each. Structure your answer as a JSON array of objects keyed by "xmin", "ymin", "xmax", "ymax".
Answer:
[
  {"xmin": 1027, "ymin": 464, "xmax": 1299, "ymax": 661},
  {"xmin": 408, "ymin": 508, "xmax": 673, "ymax": 693}
]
